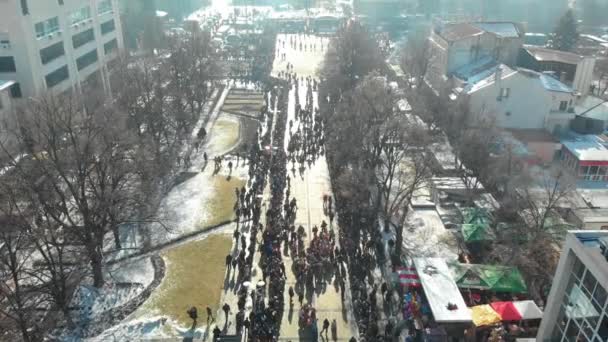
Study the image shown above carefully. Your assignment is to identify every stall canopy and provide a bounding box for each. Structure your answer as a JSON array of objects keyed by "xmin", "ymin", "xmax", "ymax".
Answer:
[
  {"xmin": 395, "ymin": 266, "xmax": 421, "ymax": 287},
  {"xmin": 449, "ymin": 263, "xmax": 528, "ymax": 293},
  {"xmin": 461, "ymin": 223, "xmax": 492, "ymax": 242},
  {"xmin": 413, "ymin": 258, "xmax": 472, "ymax": 323},
  {"xmin": 471, "ymin": 304, "xmax": 502, "ymax": 326},
  {"xmin": 512, "ymin": 300, "xmax": 543, "ymax": 320},
  {"xmin": 490, "ymin": 302, "xmax": 522, "ymax": 321},
  {"xmin": 459, "ymin": 207, "xmax": 494, "ymax": 242}
]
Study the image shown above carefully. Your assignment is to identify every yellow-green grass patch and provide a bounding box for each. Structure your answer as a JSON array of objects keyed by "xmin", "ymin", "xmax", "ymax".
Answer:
[
  {"xmin": 136, "ymin": 235, "xmax": 232, "ymax": 327},
  {"xmin": 198, "ymin": 175, "xmax": 246, "ymax": 228}
]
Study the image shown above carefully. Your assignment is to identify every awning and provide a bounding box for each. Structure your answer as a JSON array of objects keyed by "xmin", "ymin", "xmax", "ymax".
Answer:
[
  {"xmin": 490, "ymin": 302, "xmax": 522, "ymax": 321},
  {"xmin": 459, "ymin": 207, "xmax": 494, "ymax": 242},
  {"xmin": 471, "ymin": 304, "xmax": 502, "ymax": 326},
  {"xmin": 395, "ymin": 266, "xmax": 421, "ymax": 287},
  {"xmin": 461, "ymin": 223, "xmax": 492, "ymax": 242},
  {"xmin": 449, "ymin": 263, "xmax": 528, "ymax": 293},
  {"xmin": 413, "ymin": 258, "xmax": 472, "ymax": 323},
  {"xmin": 512, "ymin": 300, "xmax": 543, "ymax": 320}
]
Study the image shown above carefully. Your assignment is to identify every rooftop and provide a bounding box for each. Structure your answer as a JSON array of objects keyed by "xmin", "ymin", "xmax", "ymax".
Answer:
[
  {"xmin": 437, "ymin": 23, "xmax": 484, "ymax": 42},
  {"xmin": 472, "ymin": 22, "xmax": 522, "ymax": 38},
  {"xmin": 413, "ymin": 258, "xmax": 472, "ymax": 323},
  {"xmin": 571, "ymin": 208, "xmax": 608, "ymax": 223},
  {"xmin": 561, "ymin": 133, "xmax": 608, "ymax": 162},
  {"xmin": 574, "ymin": 96, "xmax": 608, "ymax": 121},
  {"xmin": 522, "ymin": 46, "xmax": 584, "ymax": 65},
  {"xmin": 573, "ymin": 231, "xmax": 608, "ymax": 264},
  {"xmin": 518, "ymin": 68, "xmax": 573, "ymax": 93}
]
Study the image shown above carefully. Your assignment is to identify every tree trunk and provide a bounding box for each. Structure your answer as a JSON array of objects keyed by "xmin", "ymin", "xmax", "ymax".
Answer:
[
  {"xmin": 394, "ymin": 223, "xmax": 404, "ymax": 266},
  {"xmin": 89, "ymin": 247, "xmax": 104, "ymax": 288},
  {"xmin": 18, "ymin": 318, "xmax": 31, "ymax": 342},
  {"xmin": 112, "ymin": 225, "xmax": 122, "ymax": 250}
]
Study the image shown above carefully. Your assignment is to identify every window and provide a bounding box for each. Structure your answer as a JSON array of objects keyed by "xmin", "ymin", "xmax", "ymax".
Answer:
[
  {"xmin": 104, "ymin": 38, "xmax": 118, "ymax": 54},
  {"xmin": 45, "ymin": 65, "xmax": 69, "ymax": 88},
  {"xmin": 40, "ymin": 42, "xmax": 65, "ymax": 64},
  {"xmin": 0, "ymin": 57, "xmax": 16, "ymax": 72},
  {"xmin": 76, "ymin": 49, "xmax": 98, "ymax": 70},
  {"xmin": 560, "ymin": 101, "xmax": 569, "ymax": 111},
  {"xmin": 20, "ymin": 0, "xmax": 29, "ymax": 15},
  {"xmin": 98, "ymin": 0, "xmax": 112, "ymax": 14},
  {"xmin": 10, "ymin": 83, "xmax": 22, "ymax": 98},
  {"xmin": 72, "ymin": 29, "xmax": 94, "ymax": 49},
  {"xmin": 35, "ymin": 17, "xmax": 60, "ymax": 38},
  {"xmin": 69, "ymin": 6, "xmax": 91, "ymax": 25},
  {"xmin": 500, "ymin": 88, "xmax": 510, "ymax": 98},
  {"xmin": 101, "ymin": 20, "xmax": 115, "ymax": 35}
]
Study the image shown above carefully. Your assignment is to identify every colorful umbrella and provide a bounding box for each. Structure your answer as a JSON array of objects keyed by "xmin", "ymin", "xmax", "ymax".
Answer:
[
  {"xmin": 491, "ymin": 301, "xmax": 522, "ymax": 321},
  {"xmin": 471, "ymin": 304, "xmax": 502, "ymax": 326}
]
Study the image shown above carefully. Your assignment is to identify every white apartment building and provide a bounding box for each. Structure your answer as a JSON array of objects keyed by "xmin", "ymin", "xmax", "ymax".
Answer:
[
  {"xmin": 537, "ymin": 231, "xmax": 608, "ymax": 341},
  {"xmin": 0, "ymin": 0, "xmax": 124, "ymax": 98}
]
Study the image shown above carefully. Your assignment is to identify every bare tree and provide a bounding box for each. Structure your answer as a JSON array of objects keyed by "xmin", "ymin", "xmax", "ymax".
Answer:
[
  {"xmin": 0, "ymin": 94, "xmax": 139, "ymax": 288},
  {"xmin": 0, "ymin": 206, "xmax": 41, "ymax": 342},
  {"xmin": 319, "ymin": 20, "xmax": 383, "ymax": 103},
  {"xmin": 400, "ymin": 26, "xmax": 432, "ymax": 88}
]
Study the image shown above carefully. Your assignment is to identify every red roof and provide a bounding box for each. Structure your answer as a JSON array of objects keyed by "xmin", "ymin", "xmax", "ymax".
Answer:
[{"xmin": 490, "ymin": 301, "xmax": 522, "ymax": 321}]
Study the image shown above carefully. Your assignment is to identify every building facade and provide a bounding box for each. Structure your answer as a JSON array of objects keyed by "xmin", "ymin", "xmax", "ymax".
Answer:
[
  {"xmin": 0, "ymin": 0, "xmax": 124, "ymax": 98},
  {"xmin": 518, "ymin": 46, "xmax": 596, "ymax": 96},
  {"xmin": 536, "ymin": 231, "xmax": 608, "ymax": 341}
]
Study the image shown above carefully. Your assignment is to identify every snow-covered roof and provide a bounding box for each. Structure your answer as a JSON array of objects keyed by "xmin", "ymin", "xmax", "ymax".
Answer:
[
  {"xmin": 437, "ymin": 23, "xmax": 484, "ymax": 42},
  {"xmin": 539, "ymin": 74, "xmax": 572, "ymax": 93},
  {"xmin": 575, "ymin": 96, "xmax": 608, "ymax": 121},
  {"xmin": 561, "ymin": 134, "xmax": 608, "ymax": 162},
  {"xmin": 0, "ymin": 79, "xmax": 15, "ymax": 92},
  {"xmin": 523, "ymin": 46, "xmax": 584, "ymax": 65},
  {"xmin": 473, "ymin": 22, "xmax": 521, "ymax": 38},
  {"xmin": 413, "ymin": 258, "xmax": 472, "ymax": 323},
  {"xmin": 404, "ymin": 209, "xmax": 459, "ymax": 260},
  {"xmin": 462, "ymin": 64, "xmax": 517, "ymax": 94}
]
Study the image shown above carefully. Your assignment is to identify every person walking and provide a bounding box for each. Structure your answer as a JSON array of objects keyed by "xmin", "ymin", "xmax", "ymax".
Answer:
[
  {"xmin": 288, "ymin": 286, "xmax": 295, "ymax": 304},
  {"xmin": 206, "ymin": 306, "xmax": 214, "ymax": 323},
  {"xmin": 222, "ymin": 303, "xmax": 231, "ymax": 326},
  {"xmin": 187, "ymin": 306, "xmax": 198, "ymax": 324},
  {"xmin": 321, "ymin": 318, "xmax": 330, "ymax": 339},
  {"xmin": 330, "ymin": 319, "xmax": 337, "ymax": 341},
  {"xmin": 213, "ymin": 325, "xmax": 222, "ymax": 341}
]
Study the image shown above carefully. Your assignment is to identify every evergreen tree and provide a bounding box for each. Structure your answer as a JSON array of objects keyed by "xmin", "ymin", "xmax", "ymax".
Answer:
[{"xmin": 551, "ymin": 9, "xmax": 579, "ymax": 52}]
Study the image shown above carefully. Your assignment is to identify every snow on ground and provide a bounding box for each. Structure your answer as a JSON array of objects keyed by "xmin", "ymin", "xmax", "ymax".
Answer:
[{"xmin": 402, "ymin": 208, "xmax": 459, "ymax": 261}]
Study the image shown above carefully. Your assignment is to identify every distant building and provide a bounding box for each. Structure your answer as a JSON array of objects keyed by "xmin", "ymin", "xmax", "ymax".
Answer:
[
  {"xmin": 560, "ymin": 133, "xmax": 608, "ymax": 185},
  {"xmin": 451, "ymin": 60, "xmax": 576, "ymax": 131},
  {"xmin": 428, "ymin": 21, "xmax": 525, "ymax": 81},
  {"xmin": 518, "ymin": 46, "xmax": 596, "ymax": 96},
  {"xmin": 536, "ymin": 231, "xmax": 608, "ymax": 341},
  {"xmin": 0, "ymin": 0, "xmax": 124, "ymax": 98},
  {"xmin": 577, "ymin": 34, "xmax": 608, "ymax": 57},
  {"xmin": 524, "ymin": 33, "xmax": 548, "ymax": 47}
]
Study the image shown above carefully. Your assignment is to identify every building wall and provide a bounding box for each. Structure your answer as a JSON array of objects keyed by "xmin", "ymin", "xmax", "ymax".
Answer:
[
  {"xmin": 468, "ymin": 72, "xmax": 575, "ymax": 130},
  {"xmin": 536, "ymin": 232, "xmax": 608, "ymax": 341},
  {"xmin": 446, "ymin": 32, "xmax": 496, "ymax": 74},
  {"xmin": 573, "ymin": 57, "xmax": 596, "ymax": 96},
  {"xmin": 0, "ymin": 0, "xmax": 124, "ymax": 98}
]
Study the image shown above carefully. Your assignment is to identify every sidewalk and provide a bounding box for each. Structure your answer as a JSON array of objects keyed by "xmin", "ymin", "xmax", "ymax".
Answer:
[{"xmin": 278, "ymin": 81, "xmax": 358, "ymax": 341}]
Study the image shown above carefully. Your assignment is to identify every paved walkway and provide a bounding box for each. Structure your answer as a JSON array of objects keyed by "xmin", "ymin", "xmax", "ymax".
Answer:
[{"xmin": 274, "ymin": 34, "xmax": 359, "ymax": 341}]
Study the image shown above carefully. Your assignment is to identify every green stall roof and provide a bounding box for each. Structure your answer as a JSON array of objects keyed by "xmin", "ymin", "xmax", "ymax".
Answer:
[{"xmin": 449, "ymin": 262, "xmax": 528, "ymax": 294}]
